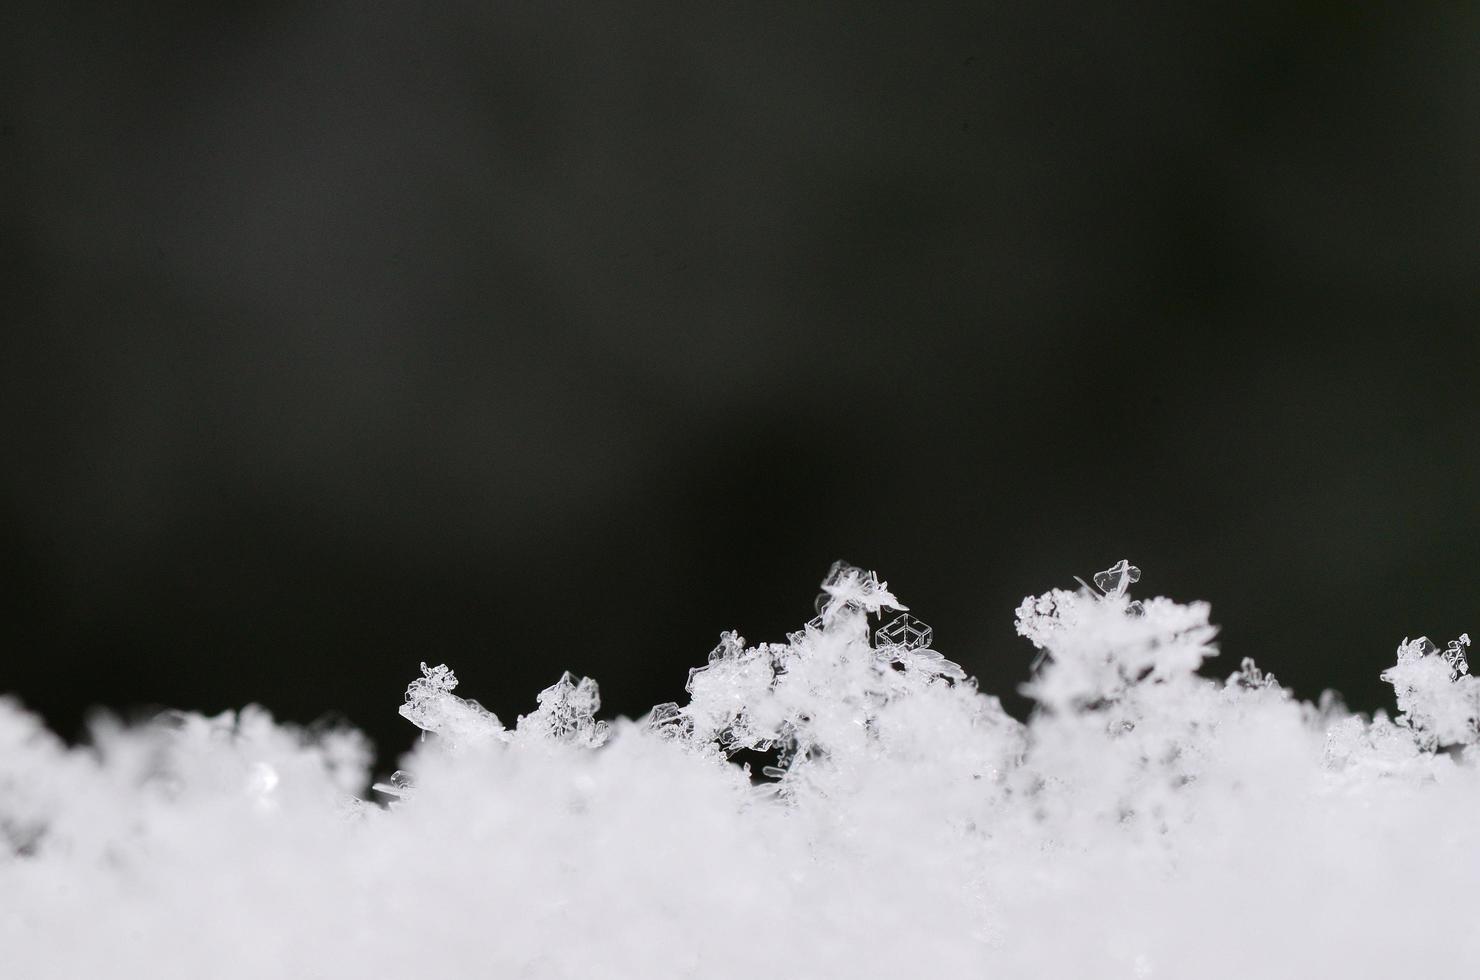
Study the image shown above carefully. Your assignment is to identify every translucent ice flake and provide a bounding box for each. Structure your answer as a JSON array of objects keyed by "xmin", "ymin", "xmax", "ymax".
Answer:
[
  {"xmin": 407, "ymin": 661, "xmax": 456, "ymax": 698},
  {"xmin": 895, "ymin": 648, "xmax": 968, "ymax": 681},
  {"xmin": 785, "ymin": 616, "xmax": 825, "ymax": 645},
  {"xmin": 874, "ymin": 613, "xmax": 966, "ymax": 680},
  {"xmin": 370, "ymin": 770, "xmax": 415, "ymax": 800},
  {"xmin": 687, "ymin": 631, "xmax": 750, "ymax": 695},
  {"xmin": 517, "ymin": 672, "xmax": 609, "ymax": 747},
  {"xmin": 819, "ymin": 560, "xmax": 905, "ymax": 619},
  {"xmin": 875, "ymin": 613, "xmax": 933, "ymax": 652},
  {"xmin": 1445, "ymin": 633, "xmax": 1472, "ymax": 681},
  {"xmin": 398, "ymin": 662, "xmax": 504, "ymax": 745},
  {"xmin": 1382, "ymin": 634, "xmax": 1480, "ymax": 749},
  {"xmin": 1230, "ymin": 656, "xmax": 1279, "ymax": 691},
  {"xmin": 682, "ymin": 630, "xmax": 782, "ymax": 754},
  {"xmin": 645, "ymin": 702, "xmax": 693, "ymax": 741},
  {"xmin": 1093, "ymin": 559, "xmax": 1141, "ymax": 598}
]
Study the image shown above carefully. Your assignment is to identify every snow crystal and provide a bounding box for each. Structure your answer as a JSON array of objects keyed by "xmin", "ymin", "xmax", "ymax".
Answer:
[
  {"xmin": 398, "ymin": 661, "xmax": 503, "ymax": 745},
  {"xmin": 516, "ymin": 672, "xmax": 609, "ymax": 747},
  {"xmin": 875, "ymin": 612, "xmax": 933, "ymax": 651},
  {"xmin": 818, "ymin": 559, "xmax": 904, "ymax": 619},
  {"xmin": 1381, "ymin": 633, "xmax": 1480, "ymax": 750},
  {"xmin": 1092, "ymin": 558, "xmax": 1141, "ymax": 597},
  {"xmin": 1445, "ymin": 633, "xmax": 1472, "ymax": 680}
]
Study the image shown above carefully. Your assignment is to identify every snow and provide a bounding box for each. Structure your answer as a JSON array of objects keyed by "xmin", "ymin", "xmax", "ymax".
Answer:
[{"xmin": 3, "ymin": 560, "xmax": 1478, "ymax": 978}]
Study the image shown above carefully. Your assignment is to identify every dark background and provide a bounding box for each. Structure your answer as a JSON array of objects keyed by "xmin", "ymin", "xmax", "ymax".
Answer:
[{"xmin": 4, "ymin": 2, "xmax": 1478, "ymax": 760}]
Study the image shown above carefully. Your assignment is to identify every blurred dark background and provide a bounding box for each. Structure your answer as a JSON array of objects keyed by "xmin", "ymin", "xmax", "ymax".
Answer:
[{"xmin": 4, "ymin": 2, "xmax": 1478, "ymax": 758}]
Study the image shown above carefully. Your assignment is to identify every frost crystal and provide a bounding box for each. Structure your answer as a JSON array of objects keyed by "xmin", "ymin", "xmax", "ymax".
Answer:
[
  {"xmin": 785, "ymin": 615, "xmax": 824, "ymax": 645},
  {"xmin": 1229, "ymin": 656, "xmax": 1279, "ymax": 691},
  {"xmin": 398, "ymin": 662, "xmax": 504, "ymax": 745},
  {"xmin": 1092, "ymin": 559, "xmax": 1141, "ymax": 598},
  {"xmin": 893, "ymin": 647, "xmax": 968, "ymax": 681},
  {"xmin": 645, "ymin": 702, "xmax": 693, "ymax": 741},
  {"xmin": 818, "ymin": 559, "xmax": 905, "ymax": 619},
  {"xmin": 517, "ymin": 672, "xmax": 609, "ymax": 747},
  {"xmin": 1017, "ymin": 563, "xmax": 1218, "ymax": 712},
  {"xmin": 874, "ymin": 614, "xmax": 965, "ymax": 679},
  {"xmin": 1445, "ymin": 633, "xmax": 1472, "ymax": 681},
  {"xmin": 370, "ymin": 769, "xmax": 415, "ymax": 800},
  {"xmin": 875, "ymin": 613, "xmax": 933, "ymax": 651},
  {"xmin": 1381, "ymin": 634, "xmax": 1480, "ymax": 749}
]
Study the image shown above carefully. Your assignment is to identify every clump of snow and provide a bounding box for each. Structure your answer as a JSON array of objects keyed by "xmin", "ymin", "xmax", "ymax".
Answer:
[
  {"xmin": 3, "ymin": 560, "xmax": 1480, "ymax": 977},
  {"xmin": 517, "ymin": 671, "xmax": 609, "ymax": 747},
  {"xmin": 1380, "ymin": 633, "xmax": 1477, "ymax": 750},
  {"xmin": 399, "ymin": 661, "xmax": 503, "ymax": 744}
]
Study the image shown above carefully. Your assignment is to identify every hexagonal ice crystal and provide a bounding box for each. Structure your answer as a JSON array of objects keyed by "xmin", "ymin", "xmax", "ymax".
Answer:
[{"xmin": 875, "ymin": 613, "xmax": 933, "ymax": 651}]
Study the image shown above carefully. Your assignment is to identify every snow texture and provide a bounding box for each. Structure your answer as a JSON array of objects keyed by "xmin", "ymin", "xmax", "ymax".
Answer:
[{"xmin": 3, "ymin": 559, "xmax": 1479, "ymax": 978}]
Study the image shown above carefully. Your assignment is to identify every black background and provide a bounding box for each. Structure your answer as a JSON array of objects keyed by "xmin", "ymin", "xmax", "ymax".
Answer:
[{"xmin": 4, "ymin": 2, "xmax": 1478, "ymax": 760}]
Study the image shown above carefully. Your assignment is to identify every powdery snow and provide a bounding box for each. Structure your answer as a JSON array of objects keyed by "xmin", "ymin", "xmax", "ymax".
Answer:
[{"xmin": 3, "ymin": 560, "xmax": 1476, "ymax": 979}]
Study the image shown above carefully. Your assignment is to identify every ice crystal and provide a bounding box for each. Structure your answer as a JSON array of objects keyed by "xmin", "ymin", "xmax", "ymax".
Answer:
[
  {"xmin": 516, "ymin": 672, "xmax": 609, "ymax": 747},
  {"xmin": 1381, "ymin": 634, "xmax": 1480, "ymax": 749},
  {"xmin": 370, "ymin": 769, "xmax": 415, "ymax": 799},
  {"xmin": 1016, "ymin": 564, "xmax": 1218, "ymax": 713},
  {"xmin": 1445, "ymin": 633, "xmax": 1472, "ymax": 680},
  {"xmin": 872, "ymin": 614, "xmax": 966, "ymax": 680},
  {"xmin": 644, "ymin": 701, "xmax": 693, "ymax": 741},
  {"xmin": 1092, "ymin": 558, "xmax": 1141, "ymax": 597},
  {"xmin": 818, "ymin": 559, "xmax": 904, "ymax": 619},
  {"xmin": 875, "ymin": 612, "xmax": 933, "ymax": 651},
  {"xmin": 1229, "ymin": 656, "xmax": 1280, "ymax": 691},
  {"xmin": 398, "ymin": 661, "xmax": 503, "ymax": 745}
]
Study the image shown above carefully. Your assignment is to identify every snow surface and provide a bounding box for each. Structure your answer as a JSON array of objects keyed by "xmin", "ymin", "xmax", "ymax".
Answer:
[{"xmin": 3, "ymin": 561, "xmax": 1478, "ymax": 979}]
